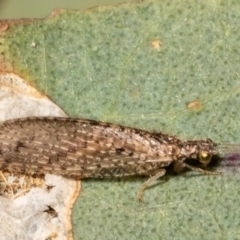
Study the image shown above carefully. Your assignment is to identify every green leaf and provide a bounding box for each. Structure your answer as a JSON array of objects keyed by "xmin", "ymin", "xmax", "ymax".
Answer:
[{"xmin": 2, "ymin": 0, "xmax": 240, "ymax": 239}]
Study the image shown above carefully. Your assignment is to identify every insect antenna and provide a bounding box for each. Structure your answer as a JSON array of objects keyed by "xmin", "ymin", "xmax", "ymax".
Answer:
[{"xmin": 214, "ymin": 143, "xmax": 240, "ymax": 168}]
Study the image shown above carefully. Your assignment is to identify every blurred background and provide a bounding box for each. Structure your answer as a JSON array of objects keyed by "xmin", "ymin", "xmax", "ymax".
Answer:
[{"xmin": 0, "ymin": 0, "xmax": 135, "ymax": 19}]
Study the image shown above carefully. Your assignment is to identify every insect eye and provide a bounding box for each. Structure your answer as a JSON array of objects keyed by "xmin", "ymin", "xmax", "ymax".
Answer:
[{"xmin": 199, "ymin": 151, "xmax": 212, "ymax": 166}]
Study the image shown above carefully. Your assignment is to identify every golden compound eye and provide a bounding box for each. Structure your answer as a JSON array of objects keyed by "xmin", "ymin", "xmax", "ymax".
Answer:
[{"xmin": 199, "ymin": 151, "xmax": 212, "ymax": 166}]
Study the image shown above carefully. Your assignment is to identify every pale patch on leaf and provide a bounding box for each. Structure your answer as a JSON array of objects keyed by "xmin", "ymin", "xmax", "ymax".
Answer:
[
  {"xmin": 0, "ymin": 73, "xmax": 79, "ymax": 240},
  {"xmin": 0, "ymin": 73, "xmax": 65, "ymax": 121}
]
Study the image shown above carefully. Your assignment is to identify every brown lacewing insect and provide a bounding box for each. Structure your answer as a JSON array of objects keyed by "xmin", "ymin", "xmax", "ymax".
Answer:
[{"xmin": 0, "ymin": 117, "xmax": 232, "ymax": 201}]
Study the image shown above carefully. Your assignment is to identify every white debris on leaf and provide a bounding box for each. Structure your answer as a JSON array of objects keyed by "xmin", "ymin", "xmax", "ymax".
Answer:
[
  {"xmin": 0, "ymin": 73, "xmax": 80, "ymax": 240},
  {"xmin": 0, "ymin": 73, "xmax": 65, "ymax": 121},
  {"xmin": 0, "ymin": 175, "xmax": 80, "ymax": 240}
]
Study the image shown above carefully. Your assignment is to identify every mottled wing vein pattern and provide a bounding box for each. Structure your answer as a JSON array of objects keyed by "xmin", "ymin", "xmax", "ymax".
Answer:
[
  {"xmin": 0, "ymin": 117, "xmax": 179, "ymax": 178},
  {"xmin": 0, "ymin": 117, "xmax": 229, "ymax": 200}
]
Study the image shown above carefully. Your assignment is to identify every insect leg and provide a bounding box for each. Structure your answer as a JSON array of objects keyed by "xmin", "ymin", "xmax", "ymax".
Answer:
[
  {"xmin": 181, "ymin": 162, "xmax": 222, "ymax": 175},
  {"xmin": 137, "ymin": 169, "xmax": 166, "ymax": 202}
]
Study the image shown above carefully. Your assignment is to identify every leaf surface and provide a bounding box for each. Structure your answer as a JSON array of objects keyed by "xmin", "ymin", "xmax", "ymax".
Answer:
[{"xmin": 2, "ymin": 1, "xmax": 240, "ymax": 239}]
